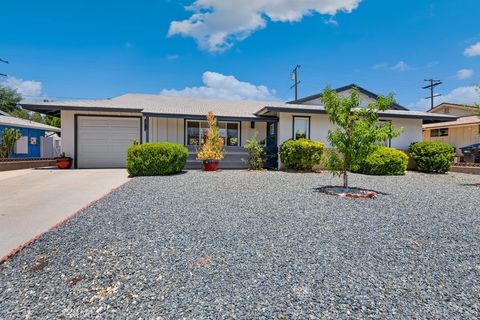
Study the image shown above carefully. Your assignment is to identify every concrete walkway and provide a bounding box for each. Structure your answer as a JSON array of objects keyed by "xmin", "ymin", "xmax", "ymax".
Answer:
[{"xmin": 0, "ymin": 168, "xmax": 130, "ymax": 259}]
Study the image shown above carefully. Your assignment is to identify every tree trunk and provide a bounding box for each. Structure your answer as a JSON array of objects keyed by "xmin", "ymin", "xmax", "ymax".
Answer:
[{"xmin": 343, "ymin": 170, "xmax": 348, "ymax": 190}]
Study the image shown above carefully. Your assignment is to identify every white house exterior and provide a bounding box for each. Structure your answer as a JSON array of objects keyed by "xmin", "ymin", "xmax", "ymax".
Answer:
[{"xmin": 22, "ymin": 84, "xmax": 456, "ymax": 169}]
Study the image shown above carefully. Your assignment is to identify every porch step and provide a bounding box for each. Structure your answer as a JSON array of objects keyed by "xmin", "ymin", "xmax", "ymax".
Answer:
[{"xmin": 185, "ymin": 151, "xmax": 248, "ymax": 169}]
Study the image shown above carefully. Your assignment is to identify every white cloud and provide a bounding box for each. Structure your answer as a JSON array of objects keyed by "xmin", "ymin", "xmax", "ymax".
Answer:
[
  {"xmin": 168, "ymin": 0, "xmax": 362, "ymax": 52},
  {"xmin": 1, "ymin": 76, "xmax": 43, "ymax": 98},
  {"xmin": 457, "ymin": 68, "xmax": 474, "ymax": 80},
  {"xmin": 391, "ymin": 61, "xmax": 409, "ymax": 72},
  {"xmin": 372, "ymin": 63, "xmax": 388, "ymax": 70},
  {"xmin": 410, "ymin": 85, "xmax": 480, "ymax": 110},
  {"xmin": 160, "ymin": 71, "xmax": 278, "ymax": 101},
  {"xmin": 166, "ymin": 54, "xmax": 179, "ymax": 61},
  {"xmin": 464, "ymin": 42, "xmax": 480, "ymax": 57}
]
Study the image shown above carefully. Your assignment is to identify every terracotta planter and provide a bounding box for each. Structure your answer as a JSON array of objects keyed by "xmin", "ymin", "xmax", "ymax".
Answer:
[
  {"xmin": 56, "ymin": 157, "xmax": 73, "ymax": 169},
  {"xmin": 202, "ymin": 161, "xmax": 219, "ymax": 171}
]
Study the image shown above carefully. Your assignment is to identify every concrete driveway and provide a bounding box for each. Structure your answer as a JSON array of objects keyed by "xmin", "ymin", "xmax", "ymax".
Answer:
[{"xmin": 0, "ymin": 168, "xmax": 130, "ymax": 260}]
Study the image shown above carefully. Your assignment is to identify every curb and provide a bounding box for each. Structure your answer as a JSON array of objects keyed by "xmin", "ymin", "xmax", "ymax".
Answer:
[{"xmin": 0, "ymin": 179, "xmax": 131, "ymax": 264}]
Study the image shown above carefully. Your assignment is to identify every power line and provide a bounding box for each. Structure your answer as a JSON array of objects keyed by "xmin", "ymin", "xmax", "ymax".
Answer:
[
  {"xmin": 422, "ymin": 79, "xmax": 442, "ymax": 110},
  {"xmin": 290, "ymin": 65, "xmax": 301, "ymax": 100},
  {"xmin": 0, "ymin": 57, "xmax": 8, "ymax": 77}
]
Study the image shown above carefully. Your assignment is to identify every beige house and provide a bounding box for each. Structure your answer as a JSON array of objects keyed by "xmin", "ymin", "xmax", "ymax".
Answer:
[
  {"xmin": 22, "ymin": 84, "xmax": 455, "ymax": 169},
  {"xmin": 423, "ymin": 103, "xmax": 480, "ymax": 156}
]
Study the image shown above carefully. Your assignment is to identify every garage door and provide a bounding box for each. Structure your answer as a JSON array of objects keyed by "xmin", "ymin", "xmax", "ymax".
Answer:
[{"xmin": 77, "ymin": 116, "xmax": 141, "ymax": 168}]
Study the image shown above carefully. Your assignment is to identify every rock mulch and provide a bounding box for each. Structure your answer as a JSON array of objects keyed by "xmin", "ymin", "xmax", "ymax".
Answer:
[{"xmin": 1, "ymin": 170, "xmax": 479, "ymax": 318}]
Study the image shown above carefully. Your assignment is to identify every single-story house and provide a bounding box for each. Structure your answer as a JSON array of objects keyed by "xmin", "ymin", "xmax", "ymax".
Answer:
[
  {"xmin": 0, "ymin": 111, "xmax": 61, "ymax": 158},
  {"xmin": 423, "ymin": 102, "xmax": 480, "ymax": 156},
  {"xmin": 21, "ymin": 84, "xmax": 456, "ymax": 169}
]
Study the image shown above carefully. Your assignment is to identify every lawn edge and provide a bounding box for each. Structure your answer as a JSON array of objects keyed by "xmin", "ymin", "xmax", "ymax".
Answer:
[{"xmin": 0, "ymin": 178, "xmax": 132, "ymax": 265}]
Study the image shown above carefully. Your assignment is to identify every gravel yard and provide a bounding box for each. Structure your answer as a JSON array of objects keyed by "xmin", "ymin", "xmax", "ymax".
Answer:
[{"xmin": 1, "ymin": 170, "xmax": 480, "ymax": 319}]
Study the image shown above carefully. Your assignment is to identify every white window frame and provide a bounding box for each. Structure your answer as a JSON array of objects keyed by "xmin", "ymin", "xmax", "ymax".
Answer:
[
  {"xmin": 292, "ymin": 116, "xmax": 310, "ymax": 140},
  {"xmin": 185, "ymin": 120, "xmax": 240, "ymax": 146}
]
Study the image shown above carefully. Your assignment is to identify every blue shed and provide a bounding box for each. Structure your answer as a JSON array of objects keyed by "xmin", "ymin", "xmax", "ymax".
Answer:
[{"xmin": 0, "ymin": 113, "xmax": 61, "ymax": 158}]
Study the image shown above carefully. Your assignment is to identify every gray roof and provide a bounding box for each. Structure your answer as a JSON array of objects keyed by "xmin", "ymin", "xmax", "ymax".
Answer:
[
  {"xmin": 0, "ymin": 115, "xmax": 61, "ymax": 132},
  {"xmin": 255, "ymin": 104, "xmax": 458, "ymax": 122},
  {"xmin": 21, "ymin": 93, "xmax": 456, "ymax": 122},
  {"xmin": 288, "ymin": 84, "xmax": 410, "ymax": 111},
  {"xmin": 22, "ymin": 94, "xmax": 293, "ymax": 120}
]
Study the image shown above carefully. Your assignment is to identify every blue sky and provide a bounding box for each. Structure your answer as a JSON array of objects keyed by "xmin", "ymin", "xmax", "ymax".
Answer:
[{"xmin": 1, "ymin": 0, "xmax": 479, "ymax": 110}]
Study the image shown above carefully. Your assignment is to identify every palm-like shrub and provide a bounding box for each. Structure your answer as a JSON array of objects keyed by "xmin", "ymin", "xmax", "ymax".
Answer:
[{"xmin": 0, "ymin": 128, "xmax": 21, "ymax": 158}]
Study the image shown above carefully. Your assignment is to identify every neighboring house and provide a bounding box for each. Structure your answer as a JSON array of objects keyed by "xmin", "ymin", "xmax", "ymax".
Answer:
[
  {"xmin": 21, "ymin": 84, "xmax": 455, "ymax": 169},
  {"xmin": 423, "ymin": 102, "xmax": 480, "ymax": 156},
  {"xmin": 0, "ymin": 113, "xmax": 61, "ymax": 158}
]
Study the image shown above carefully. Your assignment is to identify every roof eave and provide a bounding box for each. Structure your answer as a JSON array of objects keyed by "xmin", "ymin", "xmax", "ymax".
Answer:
[{"xmin": 20, "ymin": 103, "xmax": 143, "ymax": 117}]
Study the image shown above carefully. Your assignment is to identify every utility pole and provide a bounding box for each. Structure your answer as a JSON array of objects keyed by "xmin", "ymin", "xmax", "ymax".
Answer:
[
  {"xmin": 290, "ymin": 65, "xmax": 301, "ymax": 100},
  {"xmin": 422, "ymin": 79, "xmax": 442, "ymax": 110},
  {"xmin": 0, "ymin": 58, "xmax": 7, "ymax": 77}
]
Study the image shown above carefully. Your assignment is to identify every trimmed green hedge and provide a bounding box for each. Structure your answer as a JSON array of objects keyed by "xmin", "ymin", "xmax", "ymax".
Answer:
[
  {"xmin": 362, "ymin": 147, "xmax": 408, "ymax": 175},
  {"xmin": 279, "ymin": 139, "xmax": 324, "ymax": 170},
  {"xmin": 126, "ymin": 142, "xmax": 188, "ymax": 176},
  {"xmin": 409, "ymin": 141, "xmax": 454, "ymax": 173}
]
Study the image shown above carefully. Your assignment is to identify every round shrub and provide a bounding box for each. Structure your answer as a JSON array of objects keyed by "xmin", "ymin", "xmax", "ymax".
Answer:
[
  {"xmin": 409, "ymin": 141, "xmax": 454, "ymax": 173},
  {"xmin": 279, "ymin": 139, "xmax": 324, "ymax": 171},
  {"xmin": 126, "ymin": 142, "xmax": 188, "ymax": 176},
  {"xmin": 362, "ymin": 147, "xmax": 408, "ymax": 175}
]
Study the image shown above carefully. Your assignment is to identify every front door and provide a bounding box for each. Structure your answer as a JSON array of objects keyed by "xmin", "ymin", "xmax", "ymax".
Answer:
[{"xmin": 264, "ymin": 121, "xmax": 278, "ymax": 169}]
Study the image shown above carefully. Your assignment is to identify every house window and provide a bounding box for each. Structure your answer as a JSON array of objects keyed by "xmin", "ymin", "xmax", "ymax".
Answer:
[
  {"xmin": 186, "ymin": 120, "xmax": 239, "ymax": 146},
  {"xmin": 293, "ymin": 116, "xmax": 310, "ymax": 139},
  {"xmin": 431, "ymin": 128, "xmax": 448, "ymax": 137}
]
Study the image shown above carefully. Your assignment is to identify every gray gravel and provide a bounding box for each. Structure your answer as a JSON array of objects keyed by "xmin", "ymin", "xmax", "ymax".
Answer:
[{"xmin": 1, "ymin": 170, "xmax": 480, "ymax": 319}]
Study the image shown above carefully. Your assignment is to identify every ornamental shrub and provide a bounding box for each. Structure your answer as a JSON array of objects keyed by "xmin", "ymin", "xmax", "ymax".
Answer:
[
  {"xmin": 126, "ymin": 142, "xmax": 188, "ymax": 176},
  {"xmin": 279, "ymin": 139, "xmax": 324, "ymax": 171},
  {"xmin": 361, "ymin": 147, "xmax": 408, "ymax": 175},
  {"xmin": 409, "ymin": 141, "xmax": 454, "ymax": 173},
  {"xmin": 196, "ymin": 112, "xmax": 225, "ymax": 162},
  {"xmin": 243, "ymin": 132, "xmax": 265, "ymax": 170}
]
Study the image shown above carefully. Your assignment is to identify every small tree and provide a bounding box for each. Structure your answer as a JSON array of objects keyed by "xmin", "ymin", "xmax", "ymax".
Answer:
[
  {"xmin": 243, "ymin": 132, "xmax": 265, "ymax": 170},
  {"xmin": 196, "ymin": 112, "xmax": 225, "ymax": 162},
  {"xmin": 321, "ymin": 87, "xmax": 402, "ymax": 189},
  {"xmin": 0, "ymin": 86, "xmax": 22, "ymax": 113},
  {"xmin": 0, "ymin": 128, "xmax": 21, "ymax": 158}
]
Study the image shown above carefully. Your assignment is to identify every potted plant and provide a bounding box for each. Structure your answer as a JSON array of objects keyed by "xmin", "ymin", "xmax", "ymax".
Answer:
[
  {"xmin": 55, "ymin": 152, "xmax": 73, "ymax": 169},
  {"xmin": 196, "ymin": 112, "xmax": 224, "ymax": 171}
]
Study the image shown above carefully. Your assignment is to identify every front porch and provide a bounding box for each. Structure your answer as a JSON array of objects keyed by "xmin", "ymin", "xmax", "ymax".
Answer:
[{"xmin": 144, "ymin": 114, "xmax": 278, "ymax": 169}]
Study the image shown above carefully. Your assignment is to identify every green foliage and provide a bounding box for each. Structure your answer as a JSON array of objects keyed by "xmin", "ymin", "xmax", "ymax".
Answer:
[
  {"xmin": 0, "ymin": 128, "xmax": 22, "ymax": 158},
  {"xmin": 409, "ymin": 141, "xmax": 454, "ymax": 173},
  {"xmin": 243, "ymin": 132, "xmax": 265, "ymax": 170},
  {"xmin": 362, "ymin": 147, "xmax": 408, "ymax": 175},
  {"xmin": 0, "ymin": 86, "xmax": 22, "ymax": 113},
  {"xmin": 126, "ymin": 142, "xmax": 188, "ymax": 176},
  {"xmin": 0, "ymin": 86, "xmax": 60, "ymax": 128},
  {"xmin": 280, "ymin": 139, "xmax": 324, "ymax": 171},
  {"xmin": 321, "ymin": 87, "xmax": 402, "ymax": 188}
]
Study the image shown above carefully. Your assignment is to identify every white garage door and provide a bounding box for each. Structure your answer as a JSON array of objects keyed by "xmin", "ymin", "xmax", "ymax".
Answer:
[{"xmin": 77, "ymin": 116, "xmax": 141, "ymax": 168}]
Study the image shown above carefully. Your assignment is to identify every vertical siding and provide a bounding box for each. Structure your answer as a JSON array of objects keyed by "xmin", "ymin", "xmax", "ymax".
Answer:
[
  {"xmin": 423, "ymin": 125, "xmax": 480, "ymax": 155},
  {"xmin": 150, "ymin": 117, "xmax": 184, "ymax": 144}
]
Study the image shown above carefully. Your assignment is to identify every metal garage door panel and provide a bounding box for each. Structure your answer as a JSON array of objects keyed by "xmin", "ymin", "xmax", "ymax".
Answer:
[{"xmin": 77, "ymin": 116, "xmax": 140, "ymax": 168}]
